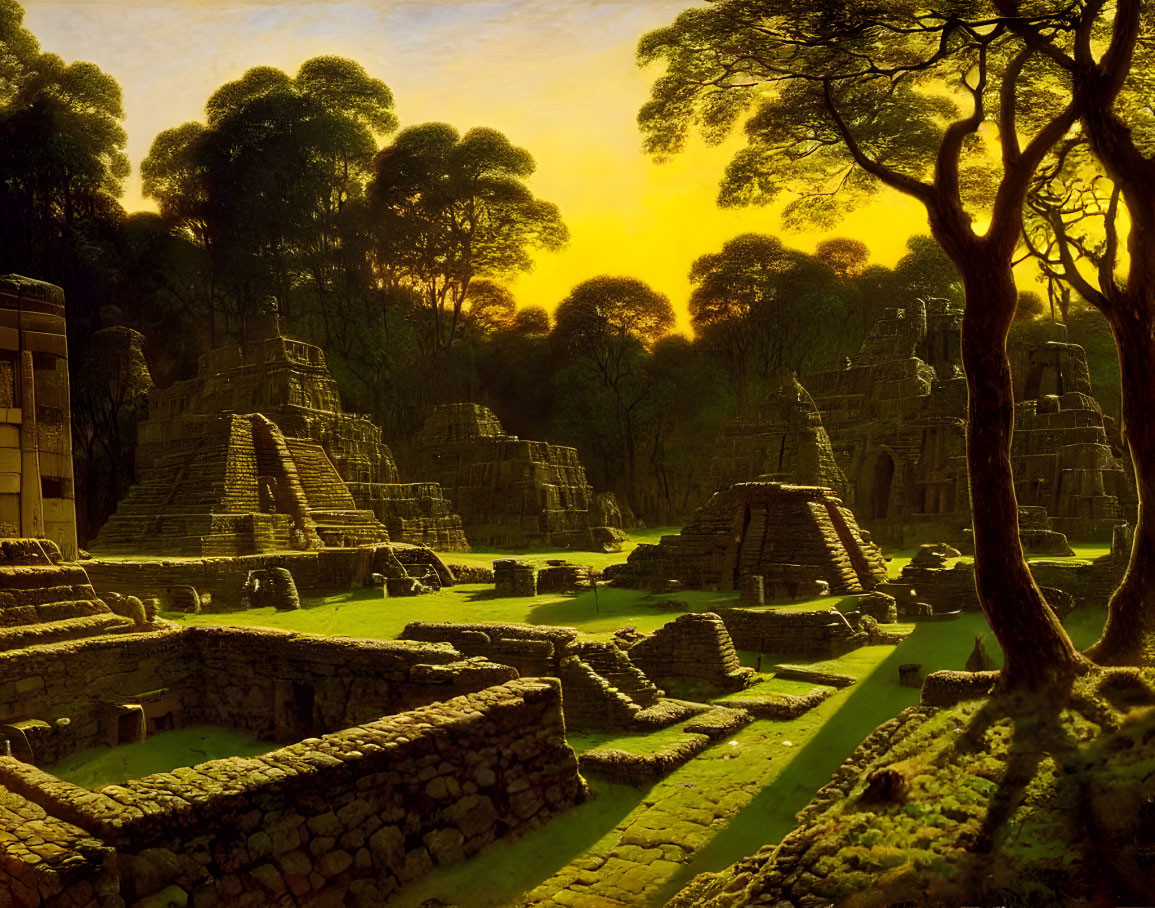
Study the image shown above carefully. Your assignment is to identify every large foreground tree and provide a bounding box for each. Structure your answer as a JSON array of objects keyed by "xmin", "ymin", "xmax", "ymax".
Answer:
[
  {"xmin": 638, "ymin": 0, "xmax": 1103, "ymax": 690},
  {"xmin": 1022, "ymin": 0, "xmax": 1155, "ymax": 665}
]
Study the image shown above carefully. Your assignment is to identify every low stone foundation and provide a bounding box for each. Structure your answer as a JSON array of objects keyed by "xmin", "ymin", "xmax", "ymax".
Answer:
[
  {"xmin": 715, "ymin": 608, "xmax": 867, "ymax": 661},
  {"xmin": 0, "ymin": 625, "xmax": 513, "ymax": 765},
  {"xmin": 84, "ymin": 543, "xmax": 454, "ymax": 613},
  {"xmin": 0, "ymin": 678, "xmax": 587, "ymax": 906}
]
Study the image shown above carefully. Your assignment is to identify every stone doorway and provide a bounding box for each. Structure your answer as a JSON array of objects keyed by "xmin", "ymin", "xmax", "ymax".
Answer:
[{"xmin": 870, "ymin": 452, "xmax": 895, "ymax": 520}]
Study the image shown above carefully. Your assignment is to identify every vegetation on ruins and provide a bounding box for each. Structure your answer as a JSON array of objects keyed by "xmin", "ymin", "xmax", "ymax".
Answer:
[{"xmin": 636, "ymin": 0, "xmax": 1137, "ymax": 690}]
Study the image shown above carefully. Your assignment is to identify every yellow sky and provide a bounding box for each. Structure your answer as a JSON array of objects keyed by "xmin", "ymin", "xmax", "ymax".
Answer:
[{"xmin": 23, "ymin": 0, "xmax": 931, "ymax": 329}]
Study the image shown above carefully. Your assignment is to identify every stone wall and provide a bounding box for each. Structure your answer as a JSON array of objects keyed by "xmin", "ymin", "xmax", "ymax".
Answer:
[
  {"xmin": 0, "ymin": 679, "xmax": 588, "ymax": 906},
  {"xmin": 84, "ymin": 543, "xmax": 454, "ymax": 612},
  {"xmin": 0, "ymin": 624, "xmax": 511, "ymax": 764},
  {"xmin": 413, "ymin": 403, "xmax": 623, "ymax": 551},
  {"xmin": 399, "ymin": 621, "xmax": 674, "ymax": 732},
  {"xmin": 714, "ymin": 608, "xmax": 867, "ymax": 661},
  {"xmin": 611, "ymin": 482, "xmax": 887, "ymax": 595},
  {"xmin": 627, "ymin": 613, "xmax": 751, "ymax": 690}
]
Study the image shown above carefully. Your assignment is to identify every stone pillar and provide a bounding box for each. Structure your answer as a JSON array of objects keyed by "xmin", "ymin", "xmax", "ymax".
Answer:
[
  {"xmin": 739, "ymin": 574, "xmax": 765, "ymax": 606},
  {"xmin": 18, "ymin": 351, "xmax": 42, "ymax": 541}
]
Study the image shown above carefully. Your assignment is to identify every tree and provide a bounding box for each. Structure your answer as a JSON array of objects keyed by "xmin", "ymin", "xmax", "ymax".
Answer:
[
  {"xmin": 689, "ymin": 234, "xmax": 843, "ymax": 408},
  {"xmin": 815, "ymin": 237, "xmax": 869, "ymax": 280},
  {"xmin": 370, "ymin": 123, "xmax": 568, "ymax": 356},
  {"xmin": 1018, "ymin": 0, "xmax": 1155, "ymax": 665},
  {"xmin": 0, "ymin": 0, "xmax": 128, "ymax": 280},
  {"xmin": 553, "ymin": 276, "xmax": 674, "ymax": 500},
  {"xmin": 639, "ymin": 0, "xmax": 1098, "ymax": 690},
  {"xmin": 464, "ymin": 279, "xmax": 517, "ymax": 333},
  {"xmin": 141, "ymin": 56, "xmax": 396, "ymax": 342}
]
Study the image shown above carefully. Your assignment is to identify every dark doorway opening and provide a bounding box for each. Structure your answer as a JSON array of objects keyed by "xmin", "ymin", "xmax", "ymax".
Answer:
[{"xmin": 871, "ymin": 453, "xmax": 895, "ymax": 520}]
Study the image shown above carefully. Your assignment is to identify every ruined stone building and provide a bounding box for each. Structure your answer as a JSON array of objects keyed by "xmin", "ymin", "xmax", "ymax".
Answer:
[
  {"xmin": 413, "ymin": 403, "xmax": 625, "ymax": 550},
  {"xmin": 711, "ymin": 299, "xmax": 1132, "ymax": 546},
  {"xmin": 0, "ymin": 276, "xmax": 77, "ymax": 561},
  {"xmin": 93, "ymin": 310, "xmax": 468, "ymax": 555},
  {"xmin": 709, "ymin": 376, "xmax": 850, "ymax": 502},
  {"xmin": 611, "ymin": 481, "xmax": 887, "ymax": 596}
]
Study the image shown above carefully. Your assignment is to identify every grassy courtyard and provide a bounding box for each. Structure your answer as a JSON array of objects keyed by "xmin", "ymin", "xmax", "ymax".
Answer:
[{"xmin": 79, "ymin": 530, "xmax": 1111, "ymax": 904}]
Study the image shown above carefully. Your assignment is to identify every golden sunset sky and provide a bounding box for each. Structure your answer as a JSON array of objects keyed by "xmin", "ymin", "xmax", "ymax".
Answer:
[{"xmin": 24, "ymin": 0, "xmax": 930, "ymax": 327}]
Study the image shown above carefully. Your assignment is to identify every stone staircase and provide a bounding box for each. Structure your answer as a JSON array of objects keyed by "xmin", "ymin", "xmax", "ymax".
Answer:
[{"xmin": 574, "ymin": 641, "xmax": 661, "ymax": 708}]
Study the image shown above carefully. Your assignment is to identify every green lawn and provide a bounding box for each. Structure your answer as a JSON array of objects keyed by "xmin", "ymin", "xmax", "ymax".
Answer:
[
  {"xmin": 144, "ymin": 534, "xmax": 1113, "ymax": 906},
  {"xmin": 45, "ymin": 724, "xmax": 274, "ymax": 789},
  {"xmin": 442, "ymin": 526, "xmax": 679, "ymax": 572}
]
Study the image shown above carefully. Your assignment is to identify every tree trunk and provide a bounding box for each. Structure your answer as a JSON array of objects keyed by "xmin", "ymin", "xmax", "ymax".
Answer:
[
  {"xmin": 960, "ymin": 263, "xmax": 1089, "ymax": 690},
  {"xmin": 1089, "ymin": 312, "xmax": 1155, "ymax": 664}
]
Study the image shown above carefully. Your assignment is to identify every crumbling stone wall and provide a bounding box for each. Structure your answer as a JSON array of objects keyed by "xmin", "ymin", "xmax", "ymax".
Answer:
[
  {"xmin": 611, "ymin": 482, "xmax": 887, "ymax": 595},
  {"xmin": 84, "ymin": 542, "xmax": 453, "ymax": 612},
  {"xmin": 0, "ymin": 625, "xmax": 510, "ymax": 764},
  {"xmin": 627, "ymin": 612, "xmax": 751, "ymax": 690},
  {"xmin": 413, "ymin": 403, "xmax": 624, "ymax": 551},
  {"xmin": 399, "ymin": 621, "xmax": 669, "ymax": 732},
  {"xmin": 714, "ymin": 608, "xmax": 867, "ymax": 661},
  {"xmin": 0, "ymin": 679, "xmax": 587, "ymax": 906}
]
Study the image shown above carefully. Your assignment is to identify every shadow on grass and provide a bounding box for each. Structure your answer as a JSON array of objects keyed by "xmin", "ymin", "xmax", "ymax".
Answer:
[
  {"xmin": 653, "ymin": 642, "xmax": 924, "ymax": 904},
  {"xmin": 390, "ymin": 778, "xmax": 648, "ymax": 908}
]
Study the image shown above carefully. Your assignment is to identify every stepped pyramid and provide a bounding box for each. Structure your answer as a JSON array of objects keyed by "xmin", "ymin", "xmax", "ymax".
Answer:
[
  {"xmin": 612, "ymin": 481, "xmax": 887, "ymax": 595},
  {"xmin": 93, "ymin": 309, "xmax": 469, "ymax": 555},
  {"xmin": 92, "ymin": 412, "xmax": 386, "ymax": 555},
  {"xmin": 412, "ymin": 403, "xmax": 624, "ymax": 551},
  {"xmin": 708, "ymin": 376, "xmax": 850, "ymax": 502}
]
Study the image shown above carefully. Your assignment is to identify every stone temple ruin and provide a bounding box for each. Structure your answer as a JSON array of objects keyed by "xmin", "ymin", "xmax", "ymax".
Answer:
[
  {"xmin": 0, "ymin": 280, "xmax": 598, "ymax": 905},
  {"xmin": 712, "ymin": 299, "xmax": 1133, "ymax": 546},
  {"xmin": 0, "ymin": 276, "xmax": 78, "ymax": 562},
  {"xmin": 709, "ymin": 376, "xmax": 850, "ymax": 503},
  {"xmin": 612, "ymin": 481, "xmax": 887, "ymax": 598},
  {"xmin": 93, "ymin": 306, "xmax": 467, "ymax": 555},
  {"xmin": 413, "ymin": 403, "xmax": 625, "ymax": 551}
]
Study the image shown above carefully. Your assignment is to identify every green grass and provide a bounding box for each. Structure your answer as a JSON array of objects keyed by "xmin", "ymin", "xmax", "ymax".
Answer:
[
  {"xmin": 443, "ymin": 526, "xmax": 679, "ymax": 572},
  {"xmin": 568, "ymin": 724, "xmax": 707, "ymax": 757},
  {"xmin": 1064, "ymin": 542, "xmax": 1112, "ymax": 563},
  {"xmin": 161, "ymin": 584, "xmax": 747, "ymax": 641},
  {"xmin": 45, "ymin": 724, "xmax": 274, "ymax": 789},
  {"xmin": 388, "ymin": 778, "xmax": 648, "ymax": 908}
]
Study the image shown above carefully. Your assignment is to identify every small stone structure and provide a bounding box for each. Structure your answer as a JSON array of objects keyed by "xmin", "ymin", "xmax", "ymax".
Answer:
[
  {"xmin": 413, "ymin": 403, "xmax": 625, "ymax": 551},
  {"xmin": 243, "ymin": 566, "xmax": 300, "ymax": 611},
  {"xmin": 93, "ymin": 308, "xmax": 467, "ymax": 555},
  {"xmin": 715, "ymin": 608, "xmax": 868, "ymax": 661},
  {"xmin": 494, "ymin": 558, "xmax": 538, "ymax": 597},
  {"xmin": 400, "ymin": 621, "xmax": 726, "ymax": 733},
  {"xmin": 0, "ymin": 538, "xmax": 135, "ymax": 653},
  {"xmin": 0, "ymin": 276, "xmax": 78, "ymax": 560},
  {"xmin": 626, "ymin": 612, "xmax": 753, "ymax": 691},
  {"xmin": 709, "ymin": 376, "xmax": 850, "ymax": 502},
  {"xmin": 0, "ymin": 676, "xmax": 585, "ymax": 906},
  {"xmin": 611, "ymin": 482, "xmax": 887, "ymax": 595}
]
